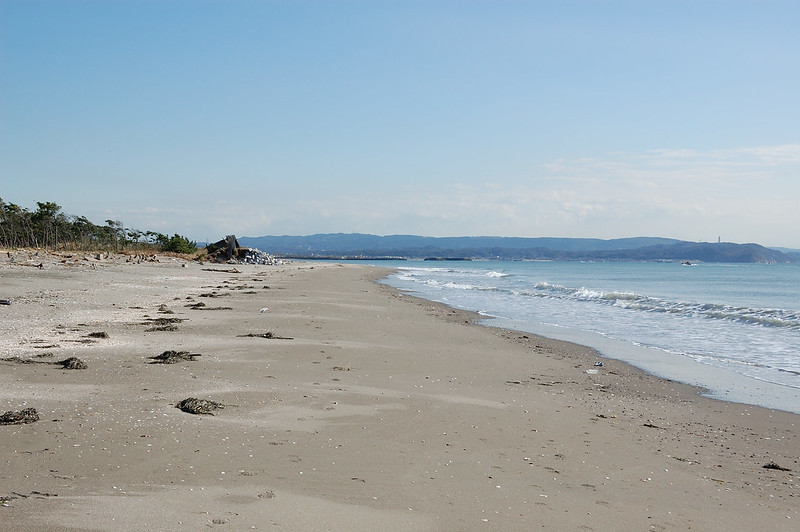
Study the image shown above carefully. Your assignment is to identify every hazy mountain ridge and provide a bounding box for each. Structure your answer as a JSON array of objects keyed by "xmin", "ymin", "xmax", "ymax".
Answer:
[{"xmin": 239, "ymin": 234, "xmax": 799, "ymax": 263}]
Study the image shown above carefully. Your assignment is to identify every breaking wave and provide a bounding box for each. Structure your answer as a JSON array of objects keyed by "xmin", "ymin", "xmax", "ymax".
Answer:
[
  {"xmin": 398, "ymin": 266, "xmax": 800, "ymax": 331},
  {"xmin": 528, "ymin": 282, "xmax": 800, "ymax": 330}
]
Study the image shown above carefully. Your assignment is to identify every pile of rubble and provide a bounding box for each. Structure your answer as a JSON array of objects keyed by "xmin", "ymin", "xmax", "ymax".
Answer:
[
  {"xmin": 204, "ymin": 235, "xmax": 286, "ymax": 265},
  {"xmin": 238, "ymin": 247, "xmax": 285, "ymax": 265}
]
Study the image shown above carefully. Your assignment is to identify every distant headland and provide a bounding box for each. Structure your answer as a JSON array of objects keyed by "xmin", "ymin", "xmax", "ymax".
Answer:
[{"xmin": 240, "ymin": 234, "xmax": 800, "ymax": 263}]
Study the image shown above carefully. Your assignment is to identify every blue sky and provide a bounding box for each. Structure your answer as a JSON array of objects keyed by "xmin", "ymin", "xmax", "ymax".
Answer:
[{"xmin": 2, "ymin": 1, "xmax": 799, "ymax": 247}]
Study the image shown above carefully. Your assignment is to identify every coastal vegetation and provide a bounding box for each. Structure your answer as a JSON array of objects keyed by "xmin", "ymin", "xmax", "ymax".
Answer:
[{"xmin": 0, "ymin": 198, "xmax": 197, "ymax": 254}]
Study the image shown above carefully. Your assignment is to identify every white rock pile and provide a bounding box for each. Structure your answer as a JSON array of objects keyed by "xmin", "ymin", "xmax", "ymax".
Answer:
[{"xmin": 239, "ymin": 248, "xmax": 286, "ymax": 265}]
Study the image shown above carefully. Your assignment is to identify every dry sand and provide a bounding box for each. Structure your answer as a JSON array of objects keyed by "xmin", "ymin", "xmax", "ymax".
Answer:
[{"xmin": 0, "ymin": 250, "xmax": 797, "ymax": 531}]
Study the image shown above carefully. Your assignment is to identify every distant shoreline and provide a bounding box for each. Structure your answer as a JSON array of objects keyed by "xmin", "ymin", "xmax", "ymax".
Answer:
[{"xmin": 240, "ymin": 234, "xmax": 800, "ymax": 263}]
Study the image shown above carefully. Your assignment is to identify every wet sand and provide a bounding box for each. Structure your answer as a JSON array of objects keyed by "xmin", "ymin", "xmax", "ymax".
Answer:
[{"xmin": 0, "ymin": 251, "xmax": 797, "ymax": 530}]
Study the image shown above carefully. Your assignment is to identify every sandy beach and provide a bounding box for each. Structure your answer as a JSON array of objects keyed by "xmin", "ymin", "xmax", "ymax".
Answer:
[{"xmin": 0, "ymin": 251, "xmax": 797, "ymax": 531}]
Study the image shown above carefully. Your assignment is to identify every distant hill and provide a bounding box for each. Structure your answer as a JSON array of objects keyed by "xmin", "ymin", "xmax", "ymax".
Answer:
[
  {"xmin": 770, "ymin": 247, "xmax": 800, "ymax": 261},
  {"xmin": 240, "ymin": 234, "xmax": 683, "ymax": 254},
  {"xmin": 238, "ymin": 234, "xmax": 799, "ymax": 263}
]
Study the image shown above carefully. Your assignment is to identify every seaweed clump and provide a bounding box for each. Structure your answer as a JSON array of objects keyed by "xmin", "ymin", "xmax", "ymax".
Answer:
[
  {"xmin": 0, "ymin": 408, "xmax": 39, "ymax": 425},
  {"xmin": 176, "ymin": 398, "xmax": 224, "ymax": 415},
  {"xmin": 149, "ymin": 351, "xmax": 201, "ymax": 364},
  {"xmin": 56, "ymin": 357, "xmax": 87, "ymax": 369}
]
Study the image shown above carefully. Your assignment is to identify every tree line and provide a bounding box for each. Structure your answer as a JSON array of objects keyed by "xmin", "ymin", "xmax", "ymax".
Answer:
[{"xmin": 0, "ymin": 198, "xmax": 197, "ymax": 254}]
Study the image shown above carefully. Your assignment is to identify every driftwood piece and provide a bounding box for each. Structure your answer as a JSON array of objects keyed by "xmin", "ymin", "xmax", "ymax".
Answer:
[
  {"xmin": 0, "ymin": 408, "xmax": 39, "ymax": 425},
  {"xmin": 763, "ymin": 462, "xmax": 792, "ymax": 472}
]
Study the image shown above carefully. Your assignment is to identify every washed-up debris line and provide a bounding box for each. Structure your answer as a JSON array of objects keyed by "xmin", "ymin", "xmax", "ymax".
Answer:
[
  {"xmin": 1, "ymin": 491, "xmax": 56, "ymax": 507},
  {"xmin": 149, "ymin": 350, "xmax": 201, "ymax": 364},
  {"xmin": 0, "ymin": 355, "xmax": 87, "ymax": 369},
  {"xmin": 147, "ymin": 324, "xmax": 178, "ymax": 331},
  {"xmin": 176, "ymin": 397, "xmax": 224, "ymax": 415},
  {"xmin": 185, "ymin": 302, "xmax": 232, "ymax": 310},
  {"xmin": 143, "ymin": 317, "xmax": 187, "ymax": 325},
  {"xmin": 143, "ymin": 317, "xmax": 186, "ymax": 331},
  {"xmin": 237, "ymin": 332, "xmax": 294, "ymax": 340},
  {"xmin": 0, "ymin": 408, "xmax": 39, "ymax": 425},
  {"xmin": 1, "ymin": 355, "xmax": 46, "ymax": 364}
]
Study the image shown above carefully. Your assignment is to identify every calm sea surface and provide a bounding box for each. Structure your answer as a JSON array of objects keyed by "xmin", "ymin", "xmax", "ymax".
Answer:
[{"xmin": 370, "ymin": 260, "xmax": 800, "ymax": 414}]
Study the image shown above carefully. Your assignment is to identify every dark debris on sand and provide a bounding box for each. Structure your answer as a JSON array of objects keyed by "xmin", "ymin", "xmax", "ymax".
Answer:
[
  {"xmin": 149, "ymin": 350, "xmax": 201, "ymax": 364},
  {"xmin": 0, "ymin": 356, "xmax": 40, "ymax": 365},
  {"xmin": 237, "ymin": 332, "xmax": 294, "ymax": 340},
  {"xmin": 1, "ymin": 355, "xmax": 86, "ymax": 369},
  {"xmin": 185, "ymin": 301, "xmax": 233, "ymax": 310},
  {"xmin": 143, "ymin": 317, "xmax": 186, "ymax": 325},
  {"xmin": 55, "ymin": 357, "xmax": 87, "ymax": 369},
  {"xmin": 176, "ymin": 398, "xmax": 224, "ymax": 415},
  {"xmin": 143, "ymin": 316, "xmax": 186, "ymax": 332},
  {"xmin": 0, "ymin": 408, "xmax": 39, "ymax": 425},
  {"xmin": 763, "ymin": 462, "xmax": 792, "ymax": 472}
]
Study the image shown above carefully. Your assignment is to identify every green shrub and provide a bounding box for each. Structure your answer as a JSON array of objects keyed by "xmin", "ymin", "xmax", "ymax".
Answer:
[{"xmin": 162, "ymin": 234, "xmax": 197, "ymax": 254}]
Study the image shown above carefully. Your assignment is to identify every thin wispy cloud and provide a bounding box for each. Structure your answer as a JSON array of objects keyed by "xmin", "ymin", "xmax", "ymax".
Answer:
[
  {"xmin": 38, "ymin": 142, "xmax": 798, "ymax": 248},
  {"xmin": 151, "ymin": 143, "xmax": 783, "ymax": 245}
]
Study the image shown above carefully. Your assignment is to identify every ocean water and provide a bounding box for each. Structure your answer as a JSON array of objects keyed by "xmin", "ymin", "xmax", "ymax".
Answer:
[{"xmin": 374, "ymin": 260, "xmax": 800, "ymax": 414}]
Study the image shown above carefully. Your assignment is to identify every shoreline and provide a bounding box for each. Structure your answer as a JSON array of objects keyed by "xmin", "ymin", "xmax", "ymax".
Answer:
[
  {"xmin": 376, "ymin": 266, "xmax": 800, "ymax": 418},
  {"xmin": 376, "ymin": 261, "xmax": 800, "ymax": 416},
  {"xmin": 478, "ymin": 318, "xmax": 800, "ymax": 416},
  {"xmin": 1, "ymin": 253, "xmax": 797, "ymax": 530}
]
